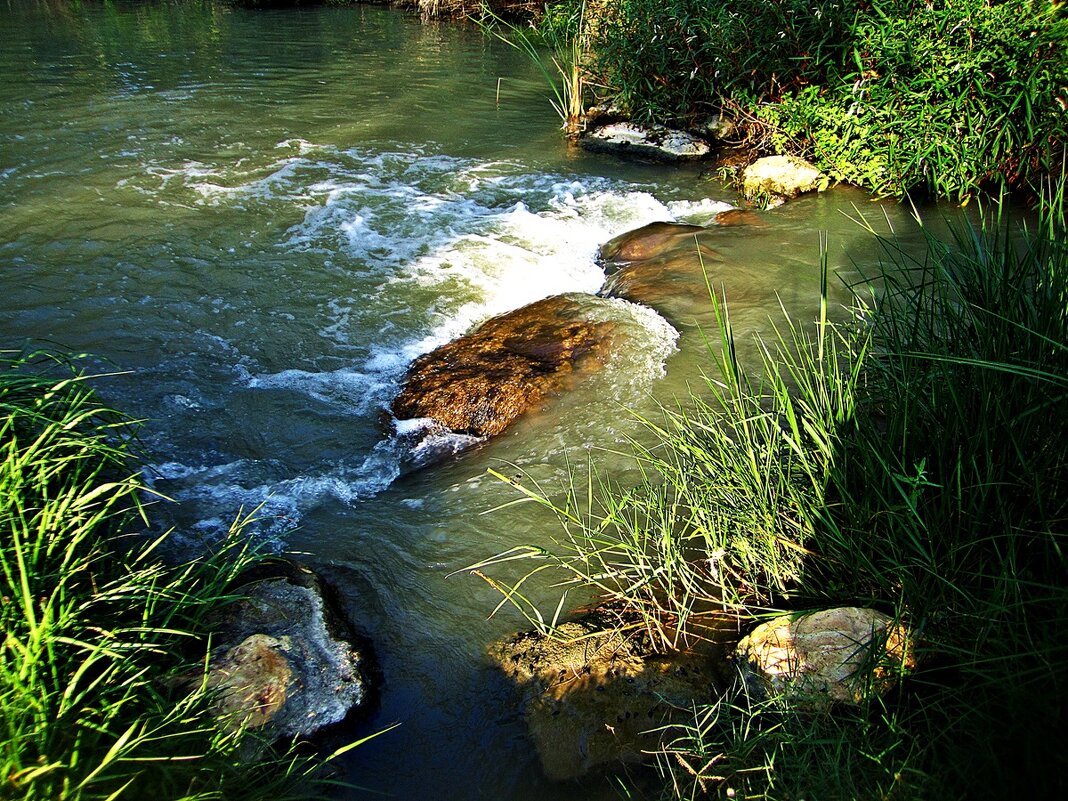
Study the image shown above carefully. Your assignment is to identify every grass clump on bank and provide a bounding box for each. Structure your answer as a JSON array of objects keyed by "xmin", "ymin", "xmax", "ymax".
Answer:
[
  {"xmin": 476, "ymin": 190, "xmax": 1068, "ymax": 798},
  {"xmin": 548, "ymin": 0, "xmax": 1068, "ymax": 199},
  {"xmin": 0, "ymin": 351, "xmax": 338, "ymax": 801}
]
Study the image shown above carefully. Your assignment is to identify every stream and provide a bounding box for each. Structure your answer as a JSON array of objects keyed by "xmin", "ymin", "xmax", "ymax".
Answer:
[{"xmin": 0, "ymin": 3, "xmax": 941, "ymax": 798}]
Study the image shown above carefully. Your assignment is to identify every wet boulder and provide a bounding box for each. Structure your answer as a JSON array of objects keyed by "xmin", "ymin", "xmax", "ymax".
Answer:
[
  {"xmin": 597, "ymin": 219, "xmax": 787, "ymax": 328},
  {"xmin": 598, "ymin": 222, "xmax": 724, "ymax": 324},
  {"xmin": 598, "ymin": 221, "xmax": 707, "ymax": 273},
  {"xmin": 203, "ymin": 562, "xmax": 373, "ymax": 740},
  {"xmin": 734, "ymin": 607, "xmax": 915, "ymax": 707},
  {"xmin": 600, "ymin": 249, "xmax": 727, "ymax": 323},
  {"xmin": 742, "ymin": 155, "xmax": 827, "ymax": 205},
  {"xmin": 489, "ymin": 613, "xmax": 726, "ymax": 781},
  {"xmin": 712, "ymin": 208, "xmax": 766, "ymax": 227},
  {"xmin": 391, "ymin": 294, "xmax": 617, "ymax": 452},
  {"xmin": 580, "ymin": 122, "xmax": 711, "ymax": 162}
]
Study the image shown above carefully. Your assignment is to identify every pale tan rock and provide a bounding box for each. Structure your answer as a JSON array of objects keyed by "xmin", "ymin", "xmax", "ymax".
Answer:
[
  {"xmin": 734, "ymin": 607, "xmax": 914, "ymax": 705},
  {"xmin": 490, "ymin": 615, "xmax": 727, "ymax": 781},
  {"xmin": 742, "ymin": 155, "xmax": 827, "ymax": 201}
]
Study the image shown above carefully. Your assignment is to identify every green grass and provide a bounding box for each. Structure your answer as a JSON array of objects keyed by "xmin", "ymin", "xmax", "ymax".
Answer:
[
  {"xmin": 548, "ymin": 0, "xmax": 1068, "ymax": 199},
  {"xmin": 470, "ymin": 256, "xmax": 871, "ymax": 648},
  {"xmin": 0, "ymin": 351, "xmax": 351, "ymax": 801},
  {"xmin": 478, "ymin": 1, "xmax": 592, "ymax": 136},
  {"xmin": 473, "ymin": 187, "xmax": 1068, "ymax": 797}
]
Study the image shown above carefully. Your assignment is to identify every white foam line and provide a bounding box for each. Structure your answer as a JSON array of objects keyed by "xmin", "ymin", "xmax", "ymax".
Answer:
[{"xmin": 132, "ymin": 142, "xmax": 729, "ymax": 521}]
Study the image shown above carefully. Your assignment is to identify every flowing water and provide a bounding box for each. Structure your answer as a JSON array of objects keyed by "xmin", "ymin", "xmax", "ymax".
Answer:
[{"xmin": 0, "ymin": 2, "xmax": 942, "ymax": 798}]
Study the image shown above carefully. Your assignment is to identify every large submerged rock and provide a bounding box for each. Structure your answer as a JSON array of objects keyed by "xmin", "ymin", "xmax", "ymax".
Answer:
[
  {"xmin": 580, "ymin": 122, "xmax": 711, "ymax": 162},
  {"xmin": 202, "ymin": 563, "xmax": 373, "ymax": 740},
  {"xmin": 490, "ymin": 613, "xmax": 727, "ymax": 781},
  {"xmin": 391, "ymin": 294, "xmax": 618, "ymax": 460},
  {"xmin": 598, "ymin": 222, "xmax": 723, "ymax": 322},
  {"xmin": 598, "ymin": 221, "xmax": 706, "ymax": 272},
  {"xmin": 597, "ymin": 217, "xmax": 789, "ymax": 328},
  {"xmin": 734, "ymin": 607, "xmax": 915, "ymax": 707}
]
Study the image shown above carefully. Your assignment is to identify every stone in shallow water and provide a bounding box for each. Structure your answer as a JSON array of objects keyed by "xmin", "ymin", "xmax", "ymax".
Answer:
[
  {"xmin": 734, "ymin": 607, "xmax": 915, "ymax": 707},
  {"xmin": 580, "ymin": 122, "xmax": 711, "ymax": 162},
  {"xmin": 742, "ymin": 155, "xmax": 827, "ymax": 201},
  {"xmin": 207, "ymin": 633, "xmax": 293, "ymax": 732},
  {"xmin": 392, "ymin": 294, "xmax": 617, "ymax": 445},
  {"xmin": 204, "ymin": 563, "xmax": 372, "ymax": 739},
  {"xmin": 598, "ymin": 221, "xmax": 707, "ymax": 273},
  {"xmin": 712, "ymin": 208, "xmax": 766, "ymax": 227},
  {"xmin": 490, "ymin": 614, "xmax": 727, "ymax": 781},
  {"xmin": 597, "ymin": 222, "xmax": 725, "ymax": 324}
]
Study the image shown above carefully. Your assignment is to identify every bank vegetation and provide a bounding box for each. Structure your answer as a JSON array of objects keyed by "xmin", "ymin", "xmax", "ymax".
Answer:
[
  {"xmin": 478, "ymin": 184, "xmax": 1067, "ymax": 797},
  {"xmin": 0, "ymin": 352, "xmax": 351, "ymax": 801},
  {"xmin": 494, "ymin": 0, "xmax": 1068, "ymax": 201}
]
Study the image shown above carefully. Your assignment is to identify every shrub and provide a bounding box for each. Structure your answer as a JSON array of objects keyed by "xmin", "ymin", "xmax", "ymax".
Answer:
[
  {"xmin": 585, "ymin": 0, "xmax": 862, "ymax": 120},
  {"xmin": 770, "ymin": 1, "xmax": 1068, "ymax": 198},
  {"xmin": 575, "ymin": 0, "xmax": 1068, "ymax": 197}
]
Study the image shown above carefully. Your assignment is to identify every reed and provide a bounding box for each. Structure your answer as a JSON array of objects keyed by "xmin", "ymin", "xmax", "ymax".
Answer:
[
  {"xmin": 469, "ymin": 251, "xmax": 871, "ymax": 649},
  {"xmin": 480, "ymin": 1, "xmax": 590, "ymax": 137},
  {"xmin": 474, "ymin": 185, "xmax": 1068, "ymax": 796}
]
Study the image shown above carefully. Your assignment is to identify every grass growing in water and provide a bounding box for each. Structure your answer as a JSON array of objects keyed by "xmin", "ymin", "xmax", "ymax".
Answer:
[
  {"xmin": 474, "ymin": 188, "xmax": 1068, "ymax": 797},
  {"xmin": 0, "ymin": 351, "xmax": 351, "ymax": 801},
  {"xmin": 479, "ymin": 1, "xmax": 592, "ymax": 137}
]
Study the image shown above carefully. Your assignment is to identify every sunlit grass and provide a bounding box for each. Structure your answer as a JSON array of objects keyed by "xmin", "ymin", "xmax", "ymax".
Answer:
[
  {"xmin": 0, "ymin": 350, "xmax": 358, "ymax": 801},
  {"xmin": 473, "ymin": 184, "xmax": 1068, "ymax": 797}
]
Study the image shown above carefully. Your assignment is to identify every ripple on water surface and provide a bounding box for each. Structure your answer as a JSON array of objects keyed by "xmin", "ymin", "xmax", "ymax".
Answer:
[{"xmin": 130, "ymin": 142, "xmax": 730, "ymax": 545}]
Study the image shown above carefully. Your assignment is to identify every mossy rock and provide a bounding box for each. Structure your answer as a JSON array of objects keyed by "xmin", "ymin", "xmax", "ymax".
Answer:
[{"xmin": 490, "ymin": 613, "xmax": 731, "ymax": 781}]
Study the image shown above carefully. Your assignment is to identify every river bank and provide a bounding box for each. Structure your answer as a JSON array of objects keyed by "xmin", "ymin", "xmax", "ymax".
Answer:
[
  {"xmin": 370, "ymin": 2, "xmax": 1068, "ymax": 796},
  {"xmin": 422, "ymin": 0, "xmax": 1068, "ymax": 201}
]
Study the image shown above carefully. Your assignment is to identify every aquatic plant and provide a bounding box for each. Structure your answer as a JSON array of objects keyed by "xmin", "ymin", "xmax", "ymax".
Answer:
[{"xmin": 480, "ymin": 1, "xmax": 592, "ymax": 136}]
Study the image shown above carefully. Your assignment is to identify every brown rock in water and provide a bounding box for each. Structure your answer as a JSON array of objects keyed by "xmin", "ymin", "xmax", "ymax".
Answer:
[
  {"xmin": 597, "ymin": 219, "xmax": 785, "ymax": 325},
  {"xmin": 206, "ymin": 633, "xmax": 294, "ymax": 732},
  {"xmin": 490, "ymin": 613, "xmax": 729, "ymax": 781},
  {"xmin": 598, "ymin": 221, "xmax": 707, "ymax": 271},
  {"xmin": 392, "ymin": 294, "xmax": 616, "ymax": 439},
  {"xmin": 597, "ymin": 222, "xmax": 722, "ymax": 323},
  {"xmin": 600, "ymin": 239, "xmax": 739, "ymax": 327},
  {"xmin": 734, "ymin": 607, "xmax": 915, "ymax": 707},
  {"xmin": 713, "ymin": 208, "xmax": 766, "ymax": 227}
]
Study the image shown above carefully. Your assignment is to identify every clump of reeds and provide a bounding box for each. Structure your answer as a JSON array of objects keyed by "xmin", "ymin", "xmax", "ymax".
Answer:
[
  {"xmin": 0, "ymin": 351, "xmax": 347, "ymax": 801},
  {"xmin": 479, "ymin": 1, "xmax": 591, "ymax": 137}
]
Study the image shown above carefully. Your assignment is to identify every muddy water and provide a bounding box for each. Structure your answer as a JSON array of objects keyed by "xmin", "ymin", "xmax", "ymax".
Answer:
[{"xmin": 0, "ymin": 2, "xmax": 935, "ymax": 798}]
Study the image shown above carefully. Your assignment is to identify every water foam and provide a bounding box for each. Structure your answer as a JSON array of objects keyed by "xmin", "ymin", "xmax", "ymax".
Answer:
[{"xmin": 139, "ymin": 142, "xmax": 725, "ymax": 542}]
